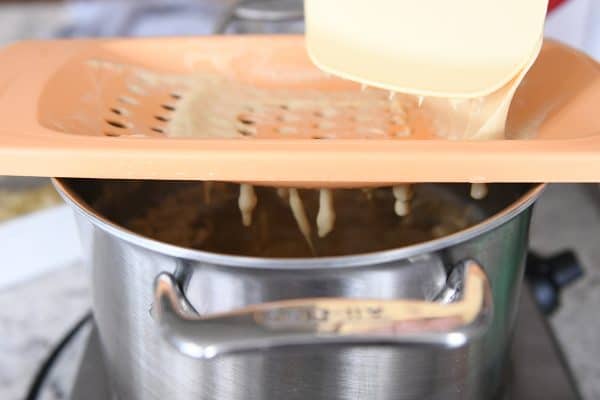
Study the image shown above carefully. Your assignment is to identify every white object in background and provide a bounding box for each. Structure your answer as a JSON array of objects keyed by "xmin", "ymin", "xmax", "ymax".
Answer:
[
  {"xmin": 584, "ymin": 0, "xmax": 600, "ymax": 60},
  {"xmin": 545, "ymin": 0, "xmax": 600, "ymax": 60},
  {"xmin": 0, "ymin": 205, "xmax": 82, "ymax": 290}
]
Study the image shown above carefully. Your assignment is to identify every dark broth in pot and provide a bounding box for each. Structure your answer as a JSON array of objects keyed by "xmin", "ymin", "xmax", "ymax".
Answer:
[{"xmin": 90, "ymin": 182, "xmax": 486, "ymax": 258}]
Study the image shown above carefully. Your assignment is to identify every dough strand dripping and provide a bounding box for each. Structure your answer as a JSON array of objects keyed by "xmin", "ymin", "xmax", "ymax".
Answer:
[
  {"xmin": 289, "ymin": 188, "xmax": 316, "ymax": 254},
  {"xmin": 277, "ymin": 187, "xmax": 289, "ymax": 199},
  {"xmin": 392, "ymin": 184, "xmax": 413, "ymax": 217},
  {"xmin": 203, "ymin": 182, "xmax": 213, "ymax": 205},
  {"xmin": 316, "ymin": 189, "xmax": 335, "ymax": 238},
  {"xmin": 470, "ymin": 183, "xmax": 488, "ymax": 200},
  {"xmin": 238, "ymin": 184, "xmax": 258, "ymax": 227}
]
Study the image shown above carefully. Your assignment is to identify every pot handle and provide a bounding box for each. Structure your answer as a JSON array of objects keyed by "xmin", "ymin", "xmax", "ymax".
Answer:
[{"xmin": 152, "ymin": 260, "xmax": 492, "ymax": 359}]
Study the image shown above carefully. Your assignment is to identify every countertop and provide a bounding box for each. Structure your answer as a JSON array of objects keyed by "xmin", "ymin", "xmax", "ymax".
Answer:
[
  {"xmin": 0, "ymin": 263, "xmax": 90, "ymax": 400},
  {"xmin": 529, "ymin": 184, "xmax": 600, "ymax": 399}
]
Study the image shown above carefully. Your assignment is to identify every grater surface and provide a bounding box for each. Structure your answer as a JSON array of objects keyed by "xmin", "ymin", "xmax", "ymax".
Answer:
[
  {"xmin": 166, "ymin": 74, "xmax": 429, "ymax": 140},
  {"xmin": 0, "ymin": 36, "xmax": 600, "ymax": 184},
  {"xmin": 42, "ymin": 49, "xmax": 433, "ymax": 141}
]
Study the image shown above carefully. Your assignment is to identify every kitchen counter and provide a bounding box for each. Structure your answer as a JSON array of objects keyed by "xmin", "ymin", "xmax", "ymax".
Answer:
[
  {"xmin": 0, "ymin": 263, "xmax": 90, "ymax": 400},
  {"xmin": 530, "ymin": 184, "xmax": 600, "ymax": 400}
]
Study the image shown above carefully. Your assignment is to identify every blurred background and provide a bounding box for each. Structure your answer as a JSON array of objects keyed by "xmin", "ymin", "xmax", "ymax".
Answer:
[{"xmin": 1, "ymin": 0, "xmax": 600, "ymax": 399}]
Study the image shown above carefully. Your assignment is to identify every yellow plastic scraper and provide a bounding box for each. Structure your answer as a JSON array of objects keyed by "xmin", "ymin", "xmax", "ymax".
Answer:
[{"xmin": 305, "ymin": 0, "xmax": 549, "ymax": 98}]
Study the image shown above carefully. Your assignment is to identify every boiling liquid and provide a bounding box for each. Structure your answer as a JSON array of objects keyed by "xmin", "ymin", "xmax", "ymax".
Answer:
[{"xmin": 122, "ymin": 183, "xmax": 483, "ymax": 258}]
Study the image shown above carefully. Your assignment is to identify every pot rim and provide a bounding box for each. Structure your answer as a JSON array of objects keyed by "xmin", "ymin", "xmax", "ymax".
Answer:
[{"xmin": 53, "ymin": 179, "xmax": 545, "ymax": 270}]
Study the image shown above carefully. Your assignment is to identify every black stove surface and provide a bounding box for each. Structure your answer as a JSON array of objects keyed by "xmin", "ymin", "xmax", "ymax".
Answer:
[{"xmin": 26, "ymin": 286, "xmax": 581, "ymax": 400}]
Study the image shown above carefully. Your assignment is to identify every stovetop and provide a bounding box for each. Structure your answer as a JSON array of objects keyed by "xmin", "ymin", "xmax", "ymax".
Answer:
[{"xmin": 26, "ymin": 286, "xmax": 581, "ymax": 400}]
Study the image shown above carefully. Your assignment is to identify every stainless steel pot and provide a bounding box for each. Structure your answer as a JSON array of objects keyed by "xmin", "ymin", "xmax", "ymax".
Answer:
[{"xmin": 54, "ymin": 179, "xmax": 544, "ymax": 400}]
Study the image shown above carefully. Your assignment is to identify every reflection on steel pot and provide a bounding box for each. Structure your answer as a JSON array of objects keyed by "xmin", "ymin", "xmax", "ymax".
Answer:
[{"xmin": 54, "ymin": 179, "xmax": 544, "ymax": 400}]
